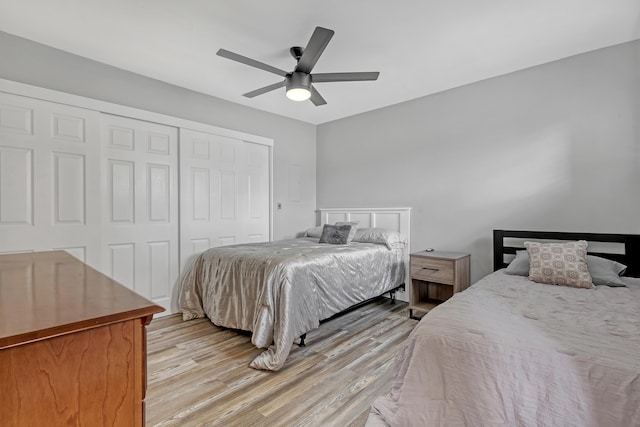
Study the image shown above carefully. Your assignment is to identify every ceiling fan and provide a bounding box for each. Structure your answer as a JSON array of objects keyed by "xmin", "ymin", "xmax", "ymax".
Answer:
[{"xmin": 217, "ymin": 26, "xmax": 380, "ymax": 106}]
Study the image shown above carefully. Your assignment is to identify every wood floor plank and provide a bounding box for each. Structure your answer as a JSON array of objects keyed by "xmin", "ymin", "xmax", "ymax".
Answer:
[{"xmin": 145, "ymin": 298, "xmax": 417, "ymax": 426}]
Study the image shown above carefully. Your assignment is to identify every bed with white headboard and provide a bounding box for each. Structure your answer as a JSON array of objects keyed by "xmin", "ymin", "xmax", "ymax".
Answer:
[{"xmin": 178, "ymin": 207, "xmax": 411, "ymax": 371}]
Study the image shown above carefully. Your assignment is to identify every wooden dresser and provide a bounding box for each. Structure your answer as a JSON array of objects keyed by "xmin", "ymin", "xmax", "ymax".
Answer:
[
  {"xmin": 0, "ymin": 251, "xmax": 164, "ymax": 426},
  {"xmin": 409, "ymin": 250, "xmax": 470, "ymax": 319}
]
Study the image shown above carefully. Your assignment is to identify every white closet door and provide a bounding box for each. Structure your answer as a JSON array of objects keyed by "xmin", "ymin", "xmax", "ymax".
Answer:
[
  {"xmin": 245, "ymin": 142, "xmax": 271, "ymax": 243},
  {"xmin": 101, "ymin": 114, "xmax": 179, "ymax": 313},
  {"xmin": 0, "ymin": 92, "xmax": 101, "ymax": 265},
  {"xmin": 179, "ymin": 128, "xmax": 270, "ymax": 269}
]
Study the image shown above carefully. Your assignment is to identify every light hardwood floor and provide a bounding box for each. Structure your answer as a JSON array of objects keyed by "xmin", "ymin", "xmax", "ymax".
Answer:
[{"xmin": 146, "ymin": 298, "xmax": 418, "ymax": 427}]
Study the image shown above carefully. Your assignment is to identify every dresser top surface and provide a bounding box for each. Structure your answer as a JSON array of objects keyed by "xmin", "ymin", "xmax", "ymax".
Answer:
[{"xmin": 0, "ymin": 251, "xmax": 164, "ymax": 348}]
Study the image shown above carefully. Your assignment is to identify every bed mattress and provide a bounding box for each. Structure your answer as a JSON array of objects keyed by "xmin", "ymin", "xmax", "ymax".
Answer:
[{"xmin": 368, "ymin": 270, "xmax": 640, "ymax": 426}]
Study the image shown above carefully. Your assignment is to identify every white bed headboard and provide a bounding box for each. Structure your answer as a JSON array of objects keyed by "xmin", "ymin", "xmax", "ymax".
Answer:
[{"xmin": 318, "ymin": 207, "xmax": 411, "ymax": 302}]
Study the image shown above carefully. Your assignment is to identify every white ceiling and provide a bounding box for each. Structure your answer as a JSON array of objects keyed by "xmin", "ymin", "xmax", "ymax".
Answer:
[{"xmin": 1, "ymin": 0, "xmax": 639, "ymax": 124}]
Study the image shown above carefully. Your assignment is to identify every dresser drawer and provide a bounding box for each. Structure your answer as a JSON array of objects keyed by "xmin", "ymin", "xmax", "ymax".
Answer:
[{"xmin": 411, "ymin": 256, "xmax": 454, "ymax": 285}]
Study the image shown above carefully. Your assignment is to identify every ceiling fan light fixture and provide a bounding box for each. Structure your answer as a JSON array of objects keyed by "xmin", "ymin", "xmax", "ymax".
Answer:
[
  {"xmin": 286, "ymin": 87, "xmax": 311, "ymax": 101},
  {"xmin": 286, "ymin": 72, "xmax": 311, "ymax": 102}
]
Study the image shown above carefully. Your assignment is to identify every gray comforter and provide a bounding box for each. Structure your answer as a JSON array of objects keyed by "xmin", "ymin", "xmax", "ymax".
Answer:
[
  {"xmin": 179, "ymin": 237, "xmax": 404, "ymax": 371},
  {"xmin": 368, "ymin": 270, "xmax": 640, "ymax": 426}
]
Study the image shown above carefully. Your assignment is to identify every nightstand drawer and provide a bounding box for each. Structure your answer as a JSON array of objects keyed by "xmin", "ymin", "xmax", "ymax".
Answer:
[{"xmin": 410, "ymin": 257, "xmax": 454, "ymax": 285}]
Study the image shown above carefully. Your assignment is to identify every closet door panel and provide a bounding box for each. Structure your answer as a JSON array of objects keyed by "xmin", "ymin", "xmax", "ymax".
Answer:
[
  {"xmin": 101, "ymin": 114, "xmax": 178, "ymax": 313},
  {"xmin": 245, "ymin": 142, "xmax": 270, "ymax": 243},
  {"xmin": 180, "ymin": 129, "xmax": 232, "ymax": 267},
  {"xmin": 0, "ymin": 146, "xmax": 32, "ymax": 225},
  {"xmin": 0, "ymin": 92, "xmax": 101, "ymax": 265},
  {"xmin": 179, "ymin": 129, "xmax": 271, "ymax": 270}
]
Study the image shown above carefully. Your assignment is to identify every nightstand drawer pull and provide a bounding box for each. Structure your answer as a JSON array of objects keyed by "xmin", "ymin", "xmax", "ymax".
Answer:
[{"xmin": 421, "ymin": 267, "xmax": 439, "ymax": 273}]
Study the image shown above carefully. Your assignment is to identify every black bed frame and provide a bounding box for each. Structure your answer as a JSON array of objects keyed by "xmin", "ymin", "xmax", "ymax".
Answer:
[
  {"xmin": 297, "ymin": 283, "xmax": 405, "ymax": 347},
  {"xmin": 493, "ymin": 230, "xmax": 640, "ymax": 278}
]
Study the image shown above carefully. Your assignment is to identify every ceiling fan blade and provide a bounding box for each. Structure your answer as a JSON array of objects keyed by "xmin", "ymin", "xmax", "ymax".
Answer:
[
  {"xmin": 312, "ymin": 72, "xmax": 380, "ymax": 83},
  {"xmin": 243, "ymin": 80, "xmax": 286, "ymax": 98},
  {"xmin": 295, "ymin": 27, "xmax": 334, "ymax": 74},
  {"xmin": 309, "ymin": 86, "xmax": 327, "ymax": 106},
  {"xmin": 217, "ymin": 49, "xmax": 288, "ymax": 77}
]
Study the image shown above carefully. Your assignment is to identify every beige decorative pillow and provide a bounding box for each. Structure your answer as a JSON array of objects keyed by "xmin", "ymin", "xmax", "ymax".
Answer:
[{"xmin": 524, "ymin": 240, "xmax": 594, "ymax": 289}]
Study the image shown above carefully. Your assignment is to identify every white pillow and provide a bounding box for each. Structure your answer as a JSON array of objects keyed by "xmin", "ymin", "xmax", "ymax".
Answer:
[
  {"xmin": 352, "ymin": 228, "xmax": 405, "ymax": 250},
  {"xmin": 304, "ymin": 226, "xmax": 324, "ymax": 238}
]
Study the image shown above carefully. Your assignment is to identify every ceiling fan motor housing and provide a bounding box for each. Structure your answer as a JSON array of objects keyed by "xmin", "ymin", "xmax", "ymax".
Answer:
[{"xmin": 287, "ymin": 71, "xmax": 311, "ymax": 91}]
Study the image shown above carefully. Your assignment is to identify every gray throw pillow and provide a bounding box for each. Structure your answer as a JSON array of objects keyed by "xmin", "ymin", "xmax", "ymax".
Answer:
[
  {"xmin": 587, "ymin": 255, "xmax": 627, "ymax": 287},
  {"xmin": 335, "ymin": 221, "xmax": 359, "ymax": 243},
  {"xmin": 319, "ymin": 224, "xmax": 353, "ymax": 245},
  {"xmin": 504, "ymin": 250, "xmax": 530, "ymax": 276},
  {"xmin": 505, "ymin": 250, "xmax": 627, "ymax": 287}
]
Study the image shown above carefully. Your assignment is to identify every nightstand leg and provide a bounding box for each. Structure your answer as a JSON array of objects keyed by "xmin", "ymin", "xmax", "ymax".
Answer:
[{"xmin": 409, "ymin": 309, "xmax": 423, "ymax": 321}]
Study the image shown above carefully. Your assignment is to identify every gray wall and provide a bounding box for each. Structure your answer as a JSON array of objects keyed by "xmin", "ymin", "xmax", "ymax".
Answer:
[
  {"xmin": 0, "ymin": 31, "xmax": 316, "ymax": 240},
  {"xmin": 317, "ymin": 40, "xmax": 640, "ymax": 282}
]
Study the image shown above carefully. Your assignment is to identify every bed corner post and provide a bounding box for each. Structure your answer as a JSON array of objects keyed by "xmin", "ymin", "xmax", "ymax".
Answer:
[
  {"xmin": 493, "ymin": 230, "xmax": 504, "ymax": 272},
  {"xmin": 625, "ymin": 235, "xmax": 640, "ymax": 277}
]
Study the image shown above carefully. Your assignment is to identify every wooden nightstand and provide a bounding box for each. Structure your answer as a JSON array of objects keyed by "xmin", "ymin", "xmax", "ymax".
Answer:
[{"xmin": 409, "ymin": 250, "xmax": 470, "ymax": 319}]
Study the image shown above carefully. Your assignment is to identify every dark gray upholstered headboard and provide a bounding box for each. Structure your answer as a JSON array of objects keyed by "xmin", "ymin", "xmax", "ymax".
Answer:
[{"xmin": 493, "ymin": 230, "xmax": 640, "ymax": 278}]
